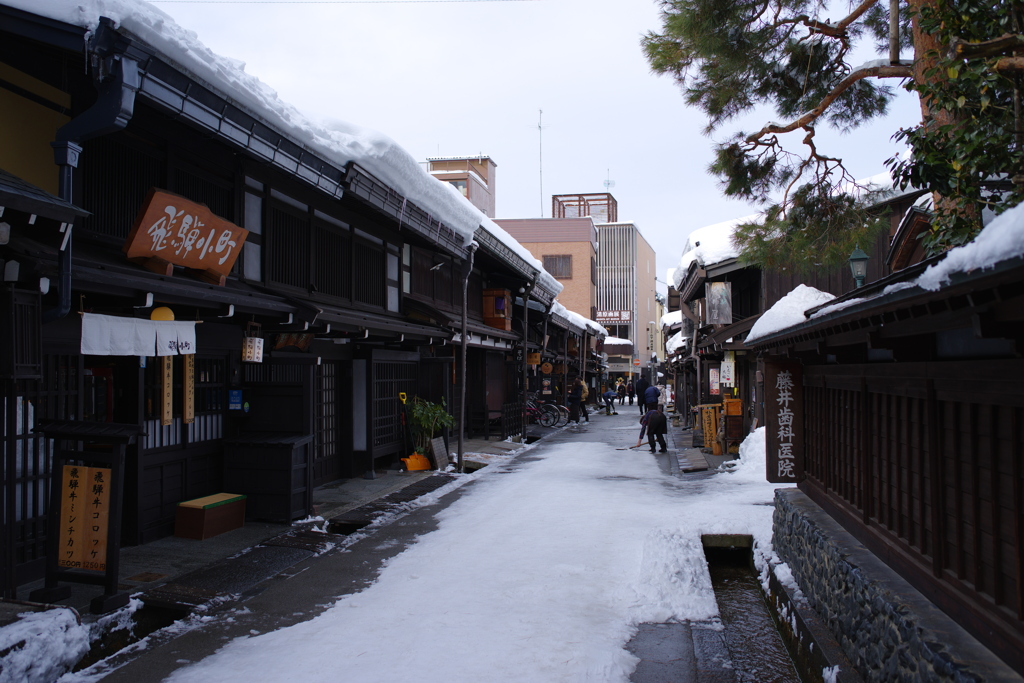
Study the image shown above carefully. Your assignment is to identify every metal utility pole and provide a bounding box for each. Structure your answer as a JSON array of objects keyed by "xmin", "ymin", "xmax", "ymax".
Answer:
[{"xmin": 538, "ymin": 109, "xmax": 544, "ymax": 217}]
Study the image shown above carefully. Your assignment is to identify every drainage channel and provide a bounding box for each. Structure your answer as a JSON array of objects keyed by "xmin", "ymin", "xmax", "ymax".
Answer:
[{"xmin": 628, "ymin": 535, "xmax": 802, "ymax": 683}]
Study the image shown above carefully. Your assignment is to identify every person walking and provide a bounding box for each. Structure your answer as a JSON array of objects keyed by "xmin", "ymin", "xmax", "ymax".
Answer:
[
  {"xmin": 635, "ymin": 376, "xmax": 650, "ymax": 415},
  {"xmin": 602, "ymin": 388, "xmax": 619, "ymax": 415},
  {"xmin": 636, "ymin": 404, "xmax": 668, "ymax": 453},
  {"xmin": 579, "ymin": 378, "xmax": 590, "ymax": 423},
  {"xmin": 616, "ymin": 380, "xmax": 626, "ymax": 406},
  {"xmin": 567, "ymin": 377, "xmax": 584, "ymax": 424},
  {"xmin": 626, "ymin": 380, "xmax": 635, "ymax": 406}
]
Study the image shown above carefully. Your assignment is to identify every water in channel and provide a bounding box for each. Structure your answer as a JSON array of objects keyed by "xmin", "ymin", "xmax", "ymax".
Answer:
[{"xmin": 707, "ymin": 548, "xmax": 802, "ymax": 683}]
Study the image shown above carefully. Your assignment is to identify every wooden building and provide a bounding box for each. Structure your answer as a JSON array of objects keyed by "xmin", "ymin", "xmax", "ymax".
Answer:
[
  {"xmin": 750, "ymin": 245, "xmax": 1024, "ymax": 676},
  {"xmin": 0, "ymin": 6, "xmax": 565, "ymax": 598}
]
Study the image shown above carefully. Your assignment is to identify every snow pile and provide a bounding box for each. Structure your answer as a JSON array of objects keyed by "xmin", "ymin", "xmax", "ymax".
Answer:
[
  {"xmin": 917, "ymin": 202, "xmax": 1024, "ymax": 291},
  {"xmin": 746, "ymin": 285, "xmax": 835, "ymax": 343},
  {"xmin": 0, "ymin": 607, "xmax": 90, "ymax": 683},
  {"xmin": 718, "ymin": 426, "xmax": 768, "ymax": 482},
  {"xmin": 673, "ymin": 215, "xmax": 758, "ymax": 289}
]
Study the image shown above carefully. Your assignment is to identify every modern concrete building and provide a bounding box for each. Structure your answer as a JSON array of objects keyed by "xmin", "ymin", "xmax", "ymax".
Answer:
[{"xmin": 595, "ymin": 220, "xmax": 658, "ymax": 377}]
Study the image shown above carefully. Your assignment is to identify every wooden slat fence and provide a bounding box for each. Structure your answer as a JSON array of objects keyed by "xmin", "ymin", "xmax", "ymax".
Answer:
[{"xmin": 800, "ymin": 360, "xmax": 1024, "ymax": 669}]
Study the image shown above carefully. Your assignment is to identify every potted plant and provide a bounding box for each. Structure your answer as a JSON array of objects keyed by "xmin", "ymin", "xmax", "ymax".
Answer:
[{"xmin": 408, "ymin": 397, "xmax": 456, "ymax": 462}]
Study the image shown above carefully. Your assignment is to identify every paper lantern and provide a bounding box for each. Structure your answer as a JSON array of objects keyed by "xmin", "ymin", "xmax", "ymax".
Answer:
[{"xmin": 242, "ymin": 321, "xmax": 263, "ymax": 363}]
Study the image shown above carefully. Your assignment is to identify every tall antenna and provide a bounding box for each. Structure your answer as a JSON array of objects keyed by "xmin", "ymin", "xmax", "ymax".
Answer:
[
  {"xmin": 604, "ymin": 168, "xmax": 615, "ymax": 192},
  {"xmin": 538, "ymin": 109, "xmax": 544, "ymax": 217}
]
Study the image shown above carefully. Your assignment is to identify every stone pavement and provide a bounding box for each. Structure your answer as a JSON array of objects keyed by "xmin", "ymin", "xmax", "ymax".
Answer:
[{"xmin": 3, "ymin": 410, "xmax": 745, "ymax": 681}]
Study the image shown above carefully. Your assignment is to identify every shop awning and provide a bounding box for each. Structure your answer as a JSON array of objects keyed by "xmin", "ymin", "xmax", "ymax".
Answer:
[{"xmin": 81, "ymin": 313, "xmax": 196, "ymax": 356}]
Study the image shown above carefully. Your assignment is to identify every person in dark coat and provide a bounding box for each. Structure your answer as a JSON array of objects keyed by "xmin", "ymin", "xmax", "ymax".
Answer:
[
  {"xmin": 634, "ymin": 376, "xmax": 650, "ymax": 414},
  {"xmin": 644, "ymin": 384, "xmax": 661, "ymax": 410},
  {"xmin": 616, "ymin": 381, "xmax": 626, "ymax": 406},
  {"xmin": 567, "ymin": 378, "xmax": 584, "ymax": 424},
  {"xmin": 625, "ymin": 381, "xmax": 635, "ymax": 405},
  {"xmin": 637, "ymin": 405, "xmax": 668, "ymax": 453}
]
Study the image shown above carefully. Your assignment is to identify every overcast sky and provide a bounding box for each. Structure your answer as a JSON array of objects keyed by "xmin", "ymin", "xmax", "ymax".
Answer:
[{"xmin": 152, "ymin": 0, "xmax": 923, "ymax": 292}]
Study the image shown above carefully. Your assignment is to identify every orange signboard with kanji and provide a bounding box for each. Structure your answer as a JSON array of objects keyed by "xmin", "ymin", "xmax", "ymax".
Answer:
[
  {"xmin": 123, "ymin": 189, "xmax": 248, "ymax": 284},
  {"xmin": 58, "ymin": 465, "xmax": 111, "ymax": 572}
]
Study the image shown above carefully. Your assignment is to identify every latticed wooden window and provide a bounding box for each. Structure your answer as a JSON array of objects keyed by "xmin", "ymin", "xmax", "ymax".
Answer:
[
  {"xmin": 266, "ymin": 204, "xmax": 310, "ymax": 290},
  {"xmin": 80, "ymin": 137, "xmax": 165, "ymax": 239},
  {"xmin": 543, "ymin": 255, "xmax": 572, "ymax": 279},
  {"xmin": 354, "ymin": 240, "xmax": 386, "ymax": 308},
  {"xmin": 313, "ymin": 223, "xmax": 351, "ymax": 298}
]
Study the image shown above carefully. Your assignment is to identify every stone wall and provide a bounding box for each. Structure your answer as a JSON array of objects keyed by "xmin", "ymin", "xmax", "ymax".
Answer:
[{"xmin": 771, "ymin": 489, "xmax": 1020, "ymax": 683}]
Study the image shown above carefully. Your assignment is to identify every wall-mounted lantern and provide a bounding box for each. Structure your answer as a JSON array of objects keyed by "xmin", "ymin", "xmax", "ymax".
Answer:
[{"xmin": 848, "ymin": 246, "xmax": 869, "ymax": 288}]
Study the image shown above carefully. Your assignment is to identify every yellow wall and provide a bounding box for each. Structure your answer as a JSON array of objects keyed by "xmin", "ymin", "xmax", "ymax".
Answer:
[{"xmin": 0, "ymin": 64, "xmax": 71, "ymax": 194}]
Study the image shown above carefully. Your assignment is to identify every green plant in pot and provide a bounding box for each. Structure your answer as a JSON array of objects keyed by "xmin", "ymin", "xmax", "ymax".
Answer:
[{"xmin": 409, "ymin": 397, "xmax": 455, "ymax": 456}]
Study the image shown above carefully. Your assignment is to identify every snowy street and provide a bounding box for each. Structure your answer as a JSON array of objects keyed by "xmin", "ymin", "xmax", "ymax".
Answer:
[{"xmin": 68, "ymin": 414, "xmax": 787, "ymax": 683}]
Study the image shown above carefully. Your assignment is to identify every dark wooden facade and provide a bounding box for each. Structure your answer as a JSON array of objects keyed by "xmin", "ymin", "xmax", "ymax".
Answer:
[
  {"xmin": 0, "ymin": 6, "xmax": 567, "ymax": 598},
  {"xmin": 751, "ymin": 254, "xmax": 1024, "ymax": 674}
]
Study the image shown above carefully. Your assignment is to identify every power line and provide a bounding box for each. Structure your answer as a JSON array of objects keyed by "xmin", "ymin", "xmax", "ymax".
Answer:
[{"xmin": 152, "ymin": 0, "xmax": 536, "ymax": 4}]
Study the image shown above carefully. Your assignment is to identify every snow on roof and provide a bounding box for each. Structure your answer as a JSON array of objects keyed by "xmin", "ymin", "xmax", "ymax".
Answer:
[
  {"xmin": 550, "ymin": 301, "xmax": 607, "ymax": 337},
  {"xmin": 916, "ymin": 202, "xmax": 1024, "ymax": 291},
  {"xmin": 660, "ymin": 310, "xmax": 683, "ymax": 328},
  {"xmin": 16, "ymin": 0, "xmax": 557, "ymax": 290},
  {"xmin": 745, "ymin": 284, "xmax": 836, "ymax": 343},
  {"xmin": 481, "ymin": 218, "xmax": 563, "ymax": 297},
  {"xmin": 749, "ymin": 203, "xmax": 1024, "ymax": 343},
  {"xmin": 671, "ymin": 171, "xmax": 921, "ymax": 291},
  {"xmin": 666, "ymin": 330, "xmax": 686, "ymax": 355},
  {"xmin": 673, "ymin": 215, "xmax": 758, "ymax": 289}
]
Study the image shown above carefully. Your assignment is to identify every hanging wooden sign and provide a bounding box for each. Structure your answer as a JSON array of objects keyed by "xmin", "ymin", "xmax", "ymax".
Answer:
[
  {"xmin": 123, "ymin": 189, "xmax": 248, "ymax": 285},
  {"xmin": 161, "ymin": 356, "xmax": 174, "ymax": 426},
  {"xmin": 183, "ymin": 353, "xmax": 195, "ymax": 425},
  {"xmin": 57, "ymin": 465, "xmax": 111, "ymax": 572}
]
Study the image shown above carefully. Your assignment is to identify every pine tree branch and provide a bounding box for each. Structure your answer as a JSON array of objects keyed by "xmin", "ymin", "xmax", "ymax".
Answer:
[
  {"xmin": 745, "ymin": 61, "xmax": 914, "ymax": 141},
  {"xmin": 952, "ymin": 33, "xmax": 1024, "ymax": 60},
  {"xmin": 809, "ymin": 0, "xmax": 878, "ymax": 37},
  {"xmin": 995, "ymin": 56, "xmax": 1024, "ymax": 74}
]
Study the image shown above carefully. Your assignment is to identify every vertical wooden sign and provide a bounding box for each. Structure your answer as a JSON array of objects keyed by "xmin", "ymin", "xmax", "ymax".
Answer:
[
  {"xmin": 83, "ymin": 467, "xmax": 111, "ymax": 571},
  {"xmin": 57, "ymin": 465, "xmax": 111, "ymax": 571},
  {"xmin": 161, "ymin": 356, "xmax": 174, "ymax": 426},
  {"xmin": 765, "ymin": 360, "xmax": 804, "ymax": 484},
  {"xmin": 183, "ymin": 354, "xmax": 195, "ymax": 424},
  {"xmin": 58, "ymin": 466, "xmax": 85, "ymax": 569}
]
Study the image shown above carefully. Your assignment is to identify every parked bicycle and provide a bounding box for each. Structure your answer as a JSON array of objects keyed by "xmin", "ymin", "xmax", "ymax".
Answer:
[
  {"xmin": 526, "ymin": 394, "xmax": 562, "ymax": 427},
  {"xmin": 524, "ymin": 400, "xmax": 558, "ymax": 428}
]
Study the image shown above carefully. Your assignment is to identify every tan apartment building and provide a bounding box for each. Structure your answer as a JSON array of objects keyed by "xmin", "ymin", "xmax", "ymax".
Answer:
[
  {"xmin": 492, "ymin": 217, "xmax": 598, "ymax": 319},
  {"xmin": 425, "ymin": 155, "xmax": 497, "ymax": 218}
]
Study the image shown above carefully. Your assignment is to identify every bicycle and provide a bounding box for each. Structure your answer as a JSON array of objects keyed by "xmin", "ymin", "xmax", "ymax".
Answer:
[
  {"xmin": 526, "ymin": 394, "xmax": 562, "ymax": 427},
  {"xmin": 524, "ymin": 401, "xmax": 558, "ymax": 428}
]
